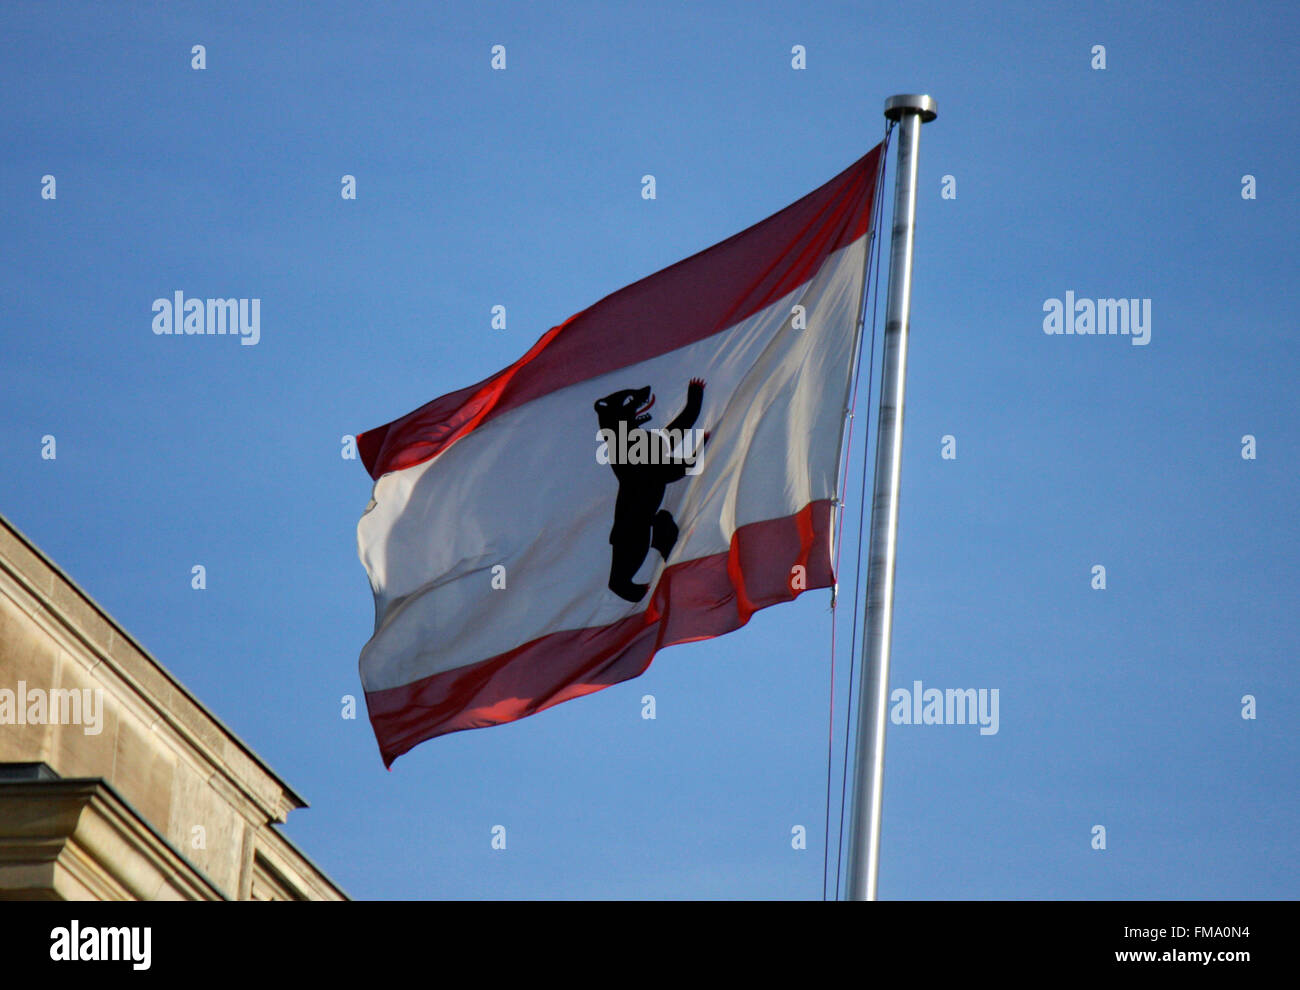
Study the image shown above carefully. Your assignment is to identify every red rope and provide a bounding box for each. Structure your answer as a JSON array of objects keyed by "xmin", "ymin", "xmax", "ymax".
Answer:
[{"xmin": 822, "ymin": 124, "xmax": 892, "ymax": 900}]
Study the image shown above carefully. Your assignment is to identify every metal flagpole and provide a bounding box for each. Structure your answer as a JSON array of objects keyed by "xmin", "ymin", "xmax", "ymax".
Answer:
[{"xmin": 846, "ymin": 93, "xmax": 936, "ymax": 901}]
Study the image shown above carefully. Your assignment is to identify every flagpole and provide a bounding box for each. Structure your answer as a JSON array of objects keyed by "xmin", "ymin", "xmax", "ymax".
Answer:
[{"xmin": 846, "ymin": 93, "xmax": 936, "ymax": 901}]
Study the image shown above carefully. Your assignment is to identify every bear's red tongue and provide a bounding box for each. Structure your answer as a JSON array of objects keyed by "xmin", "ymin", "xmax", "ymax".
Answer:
[{"xmin": 636, "ymin": 394, "xmax": 655, "ymax": 416}]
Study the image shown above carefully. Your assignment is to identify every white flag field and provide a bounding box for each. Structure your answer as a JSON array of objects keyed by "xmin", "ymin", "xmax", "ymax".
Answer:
[{"xmin": 356, "ymin": 145, "xmax": 884, "ymax": 766}]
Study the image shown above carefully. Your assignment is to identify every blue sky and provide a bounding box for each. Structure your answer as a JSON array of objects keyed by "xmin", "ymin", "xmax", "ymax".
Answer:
[{"xmin": 1, "ymin": 0, "xmax": 1296, "ymax": 899}]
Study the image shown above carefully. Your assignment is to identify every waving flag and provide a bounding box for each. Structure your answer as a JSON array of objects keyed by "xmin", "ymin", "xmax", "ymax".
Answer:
[{"xmin": 357, "ymin": 145, "xmax": 883, "ymax": 766}]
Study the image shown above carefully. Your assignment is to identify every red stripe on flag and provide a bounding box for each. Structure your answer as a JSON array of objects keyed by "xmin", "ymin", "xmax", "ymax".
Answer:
[
  {"xmin": 364, "ymin": 499, "xmax": 835, "ymax": 766},
  {"xmin": 357, "ymin": 146, "xmax": 882, "ymax": 480}
]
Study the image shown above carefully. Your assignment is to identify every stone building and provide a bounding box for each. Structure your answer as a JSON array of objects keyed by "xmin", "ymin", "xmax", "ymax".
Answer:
[{"xmin": 0, "ymin": 515, "xmax": 346, "ymax": 900}]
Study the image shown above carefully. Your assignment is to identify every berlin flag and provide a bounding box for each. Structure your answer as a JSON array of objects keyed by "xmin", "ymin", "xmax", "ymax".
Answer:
[{"xmin": 357, "ymin": 145, "xmax": 884, "ymax": 766}]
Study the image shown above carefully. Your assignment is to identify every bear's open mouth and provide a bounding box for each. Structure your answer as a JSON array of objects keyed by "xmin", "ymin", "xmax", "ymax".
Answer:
[{"xmin": 634, "ymin": 393, "xmax": 655, "ymax": 424}]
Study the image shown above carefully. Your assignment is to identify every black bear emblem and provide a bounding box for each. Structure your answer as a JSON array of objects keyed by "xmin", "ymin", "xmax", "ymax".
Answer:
[{"xmin": 594, "ymin": 378, "xmax": 709, "ymax": 602}]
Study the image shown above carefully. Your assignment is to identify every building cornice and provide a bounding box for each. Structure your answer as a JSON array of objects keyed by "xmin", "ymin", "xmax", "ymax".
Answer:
[{"xmin": 0, "ymin": 514, "xmax": 306, "ymax": 827}]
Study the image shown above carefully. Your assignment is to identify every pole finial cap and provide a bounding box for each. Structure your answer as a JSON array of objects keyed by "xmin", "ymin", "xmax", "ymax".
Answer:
[{"xmin": 883, "ymin": 94, "xmax": 937, "ymax": 122}]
